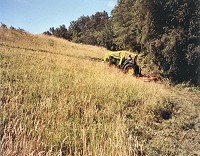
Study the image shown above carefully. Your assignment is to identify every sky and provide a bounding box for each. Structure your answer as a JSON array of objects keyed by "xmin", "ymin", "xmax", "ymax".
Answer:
[{"xmin": 0, "ymin": 0, "xmax": 117, "ymax": 34}]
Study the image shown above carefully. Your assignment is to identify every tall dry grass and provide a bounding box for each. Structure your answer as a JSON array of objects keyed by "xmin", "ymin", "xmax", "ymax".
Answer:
[{"xmin": 1, "ymin": 28, "xmax": 200, "ymax": 155}]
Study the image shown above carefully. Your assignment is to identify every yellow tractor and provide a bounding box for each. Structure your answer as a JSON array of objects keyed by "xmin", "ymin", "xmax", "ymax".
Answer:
[{"xmin": 103, "ymin": 51, "xmax": 141, "ymax": 76}]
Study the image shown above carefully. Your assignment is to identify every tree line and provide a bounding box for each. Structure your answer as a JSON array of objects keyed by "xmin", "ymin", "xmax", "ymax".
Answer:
[
  {"xmin": 44, "ymin": 0, "xmax": 200, "ymax": 86},
  {"xmin": 44, "ymin": 11, "xmax": 115, "ymax": 50}
]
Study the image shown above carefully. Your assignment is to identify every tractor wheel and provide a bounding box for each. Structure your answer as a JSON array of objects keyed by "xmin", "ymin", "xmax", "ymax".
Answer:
[{"xmin": 123, "ymin": 64, "xmax": 134, "ymax": 76}]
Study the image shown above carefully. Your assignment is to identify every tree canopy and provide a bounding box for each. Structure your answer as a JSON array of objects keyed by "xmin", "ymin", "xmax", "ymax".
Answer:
[{"xmin": 44, "ymin": 11, "xmax": 114, "ymax": 50}]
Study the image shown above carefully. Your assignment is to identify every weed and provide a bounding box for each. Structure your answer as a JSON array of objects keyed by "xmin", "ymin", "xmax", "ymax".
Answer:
[{"xmin": 1, "ymin": 27, "xmax": 200, "ymax": 155}]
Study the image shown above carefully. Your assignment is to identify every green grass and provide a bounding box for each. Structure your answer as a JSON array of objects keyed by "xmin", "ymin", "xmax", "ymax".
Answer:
[{"xmin": 1, "ymin": 27, "xmax": 200, "ymax": 156}]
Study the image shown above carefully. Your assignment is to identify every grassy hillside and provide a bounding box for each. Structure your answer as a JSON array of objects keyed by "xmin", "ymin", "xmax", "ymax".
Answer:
[{"xmin": 0, "ymin": 27, "xmax": 200, "ymax": 156}]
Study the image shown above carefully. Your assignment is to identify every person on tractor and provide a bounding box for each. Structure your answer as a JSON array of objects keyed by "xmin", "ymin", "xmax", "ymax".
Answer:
[
  {"xmin": 133, "ymin": 55, "xmax": 140, "ymax": 76},
  {"xmin": 127, "ymin": 55, "xmax": 132, "ymax": 62}
]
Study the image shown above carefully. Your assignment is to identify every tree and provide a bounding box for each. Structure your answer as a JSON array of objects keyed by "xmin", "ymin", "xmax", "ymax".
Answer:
[
  {"xmin": 43, "ymin": 25, "xmax": 70, "ymax": 40},
  {"xmin": 1, "ymin": 22, "xmax": 7, "ymax": 28},
  {"xmin": 148, "ymin": 0, "xmax": 200, "ymax": 84},
  {"xmin": 67, "ymin": 11, "xmax": 113, "ymax": 47},
  {"xmin": 111, "ymin": 0, "xmax": 200, "ymax": 85}
]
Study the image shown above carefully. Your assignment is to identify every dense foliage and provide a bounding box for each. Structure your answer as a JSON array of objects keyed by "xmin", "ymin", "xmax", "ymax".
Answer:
[
  {"xmin": 44, "ymin": 0, "xmax": 200, "ymax": 86},
  {"xmin": 111, "ymin": 0, "xmax": 200, "ymax": 85}
]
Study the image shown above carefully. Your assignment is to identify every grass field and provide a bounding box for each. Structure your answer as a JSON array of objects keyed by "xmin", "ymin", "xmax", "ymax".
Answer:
[{"xmin": 0, "ymin": 27, "xmax": 200, "ymax": 156}]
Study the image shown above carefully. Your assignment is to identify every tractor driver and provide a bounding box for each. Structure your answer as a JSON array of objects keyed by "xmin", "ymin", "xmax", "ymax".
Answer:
[
  {"xmin": 133, "ymin": 55, "xmax": 140, "ymax": 76},
  {"xmin": 127, "ymin": 55, "xmax": 132, "ymax": 62}
]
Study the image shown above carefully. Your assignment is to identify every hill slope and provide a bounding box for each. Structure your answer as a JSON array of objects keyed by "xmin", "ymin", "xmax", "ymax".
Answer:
[{"xmin": 0, "ymin": 28, "xmax": 200, "ymax": 156}]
